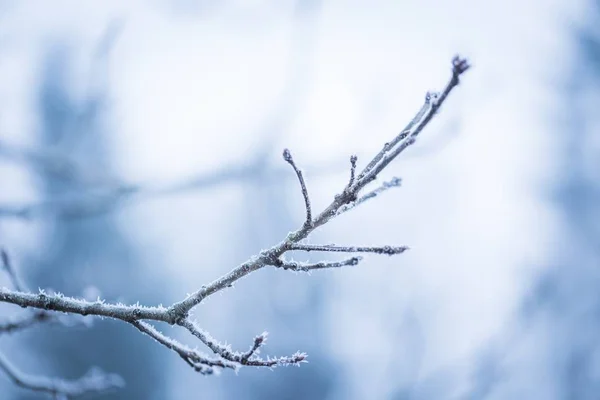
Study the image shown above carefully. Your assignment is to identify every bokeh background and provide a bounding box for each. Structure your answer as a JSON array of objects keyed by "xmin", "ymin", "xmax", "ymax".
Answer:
[{"xmin": 0, "ymin": 0, "xmax": 597, "ymax": 399}]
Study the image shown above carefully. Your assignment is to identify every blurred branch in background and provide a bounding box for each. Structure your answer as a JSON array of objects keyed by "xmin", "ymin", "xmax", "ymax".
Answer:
[
  {"xmin": 0, "ymin": 250, "xmax": 123, "ymax": 398},
  {"xmin": 0, "ymin": 56, "xmax": 469, "ymax": 396},
  {"xmin": 0, "ymin": 355, "xmax": 123, "ymax": 400},
  {"xmin": 0, "ymin": 146, "xmax": 344, "ymax": 221},
  {"xmin": 0, "ymin": 17, "xmax": 167, "ymax": 400}
]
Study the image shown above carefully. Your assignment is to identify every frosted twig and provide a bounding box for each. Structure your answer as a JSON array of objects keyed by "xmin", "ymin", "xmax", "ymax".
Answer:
[
  {"xmin": 179, "ymin": 319, "xmax": 304, "ymax": 367},
  {"xmin": 274, "ymin": 256, "xmax": 362, "ymax": 272},
  {"xmin": 0, "ymin": 352, "xmax": 123, "ymax": 399},
  {"xmin": 241, "ymin": 332, "xmax": 267, "ymax": 362},
  {"xmin": 283, "ymin": 148, "xmax": 312, "ymax": 227},
  {"xmin": 289, "ymin": 244, "xmax": 409, "ymax": 255},
  {"xmin": 356, "ymin": 97, "xmax": 431, "ymax": 183}
]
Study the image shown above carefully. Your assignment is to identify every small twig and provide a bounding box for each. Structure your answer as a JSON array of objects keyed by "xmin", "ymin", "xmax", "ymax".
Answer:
[
  {"xmin": 273, "ymin": 256, "xmax": 362, "ymax": 272},
  {"xmin": 131, "ymin": 321, "xmax": 234, "ymax": 375},
  {"xmin": 356, "ymin": 97, "xmax": 432, "ymax": 183},
  {"xmin": 337, "ymin": 177, "xmax": 402, "ymax": 216},
  {"xmin": 241, "ymin": 332, "xmax": 267, "ymax": 362},
  {"xmin": 289, "ymin": 244, "xmax": 409, "ymax": 255},
  {"xmin": 348, "ymin": 155, "xmax": 358, "ymax": 188},
  {"xmin": 0, "ymin": 352, "xmax": 123, "ymax": 399},
  {"xmin": 356, "ymin": 56, "xmax": 470, "ymax": 188},
  {"xmin": 283, "ymin": 148, "xmax": 312, "ymax": 227}
]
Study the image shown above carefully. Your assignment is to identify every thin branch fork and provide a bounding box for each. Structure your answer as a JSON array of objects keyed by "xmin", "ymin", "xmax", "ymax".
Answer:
[
  {"xmin": 0, "ymin": 56, "xmax": 469, "ymax": 386},
  {"xmin": 273, "ymin": 256, "xmax": 362, "ymax": 272}
]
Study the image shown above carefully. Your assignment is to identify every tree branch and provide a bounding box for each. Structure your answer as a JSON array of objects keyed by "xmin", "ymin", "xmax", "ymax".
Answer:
[
  {"xmin": 0, "ymin": 56, "xmax": 470, "ymax": 385},
  {"xmin": 288, "ymin": 244, "xmax": 409, "ymax": 255},
  {"xmin": 273, "ymin": 256, "xmax": 362, "ymax": 272},
  {"xmin": 1, "ymin": 249, "xmax": 25, "ymax": 292},
  {"xmin": 283, "ymin": 148, "xmax": 313, "ymax": 227}
]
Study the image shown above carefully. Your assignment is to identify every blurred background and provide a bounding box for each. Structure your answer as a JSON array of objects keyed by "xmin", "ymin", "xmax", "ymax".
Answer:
[{"xmin": 0, "ymin": 0, "xmax": 597, "ymax": 399}]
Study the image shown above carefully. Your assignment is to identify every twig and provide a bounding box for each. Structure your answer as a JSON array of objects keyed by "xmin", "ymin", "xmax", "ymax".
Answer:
[
  {"xmin": 337, "ymin": 177, "xmax": 402, "ymax": 216},
  {"xmin": 130, "ymin": 321, "xmax": 234, "ymax": 375},
  {"xmin": 179, "ymin": 319, "xmax": 306, "ymax": 367},
  {"xmin": 288, "ymin": 244, "xmax": 408, "ymax": 255},
  {"xmin": 273, "ymin": 256, "xmax": 362, "ymax": 272},
  {"xmin": 348, "ymin": 155, "xmax": 358, "ymax": 188},
  {"xmin": 283, "ymin": 149, "xmax": 312, "ymax": 227},
  {"xmin": 0, "ymin": 352, "xmax": 123, "ymax": 399},
  {"xmin": 357, "ymin": 56, "xmax": 470, "ymax": 188}
]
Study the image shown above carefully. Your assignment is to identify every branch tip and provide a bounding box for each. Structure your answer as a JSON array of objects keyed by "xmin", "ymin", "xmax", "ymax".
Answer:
[
  {"xmin": 282, "ymin": 148, "xmax": 293, "ymax": 163},
  {"xmin": 0, "ymin": 56, "xmax": 469, "ymax": 391},
  {"xmin": 452, "ymin": 55, "xmax": 470, "ymax": 76}
]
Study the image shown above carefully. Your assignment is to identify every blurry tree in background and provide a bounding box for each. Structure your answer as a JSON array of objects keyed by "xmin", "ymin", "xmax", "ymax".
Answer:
[
  {"xmin": 461, "ymin": 1, "xmax": 600, "ymax": 398},
  {"xmin": 7, "ymin": 33, "xmax": 167, "ymax": 400},
  {"xmin": 533, "ymin": 0, "xmax": 600, "ymax": 397}
]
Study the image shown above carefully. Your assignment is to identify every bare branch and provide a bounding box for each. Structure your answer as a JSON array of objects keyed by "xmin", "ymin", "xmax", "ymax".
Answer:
[
  {"xmin": 283, "ymin": 148, "xmax": 313, "ymax": 227},
  {"xmin": 157, "ymin": 56, "xmax": 468, "ymax": 316},
  {"xmin": 274, "ymin": 256, "xmax": 362, "ymax": 272},
  {"xmin": 0, "ymin": 56, "xmax": 469, "ymax": 387},
  {"xmin": 0, "ymin": 352, "xmax": 123, "ymax": 399},
  {"xmin": 289, "ymin": 244, "xmax": 409, "ymax": 255},
  {"xmin": 356, "ymin": 96, "xmax": 432, "ymax": 183},
  {"xmin": 0, "ymin": 289, "xmax": 174, "ymax": 323}
]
